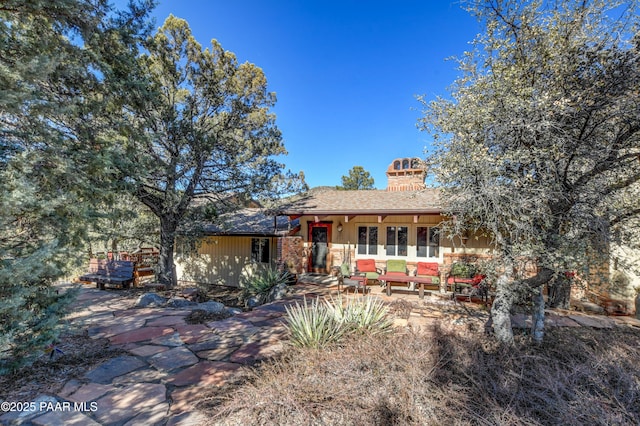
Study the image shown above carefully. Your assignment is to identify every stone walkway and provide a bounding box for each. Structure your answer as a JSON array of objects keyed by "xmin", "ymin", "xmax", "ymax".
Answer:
[
  {"xmin": 2, "ymin": 280, "xmax": 639, "ymax": 426},
  {"xmin": 1, "ymin": 282, "xmax": 333, "ymax": 426}
]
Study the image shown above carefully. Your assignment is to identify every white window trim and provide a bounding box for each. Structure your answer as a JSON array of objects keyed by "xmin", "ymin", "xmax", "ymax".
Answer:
[{"xmin": 353, "ymin": 223, "xmax": 441, "ymax": 262}]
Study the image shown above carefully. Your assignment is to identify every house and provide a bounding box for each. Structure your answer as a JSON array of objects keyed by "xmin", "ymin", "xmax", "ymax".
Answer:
[
  {"xmin": 174, "ymin": 158, "xmax": 494, "ymax": 289},
  {"xmin": 175, "ymin": 208, "xmax": 297, "ymax": 287},
  {"xmin": 278, "ymin": 158, "xmax": 493, "ymax": 285},
  {"xmin": 174, "ymin": 157, "xmax": 620, "ymax": 309}
]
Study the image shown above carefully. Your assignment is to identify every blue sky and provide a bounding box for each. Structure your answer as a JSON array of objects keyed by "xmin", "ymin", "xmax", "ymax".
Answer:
[{"xmin": 142, "ymin": 1, "xmax": 481, "ymax": 189}]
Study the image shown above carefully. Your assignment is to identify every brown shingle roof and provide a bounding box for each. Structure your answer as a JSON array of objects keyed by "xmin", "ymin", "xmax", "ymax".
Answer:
[
  {"xmin": 203, "ymin": 208, "xmax": 297, "ymax": 236},
  {"xmin": 279, "ymin": 187, "xmax": 442, "ymax": 216}
]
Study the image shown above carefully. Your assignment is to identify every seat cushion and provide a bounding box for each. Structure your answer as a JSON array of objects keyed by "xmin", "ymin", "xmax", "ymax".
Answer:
[
  {"xmin": 340, "ymin": 263, "xmax": 350, "ymax": 277},
  {"xmin": 356, "ymin": 259, "xmax": 377, "ymax": 273},
  {"xmin": 472, "ymin": 274, "xmax": 486, "ymax": 285},
  {"xmin": 417, "ymin": 262, "xmax": 439, "ymax": 277},
  {"xmin": 386, "ymin": 259, "xmax": 407, "ymax": 274}
]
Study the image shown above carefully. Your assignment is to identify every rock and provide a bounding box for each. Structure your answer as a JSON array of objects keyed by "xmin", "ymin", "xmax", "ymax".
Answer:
[
  {"xmin": 573, "ymin": 300, "xmax": 605, "ymax": 315},
  {"xmin": 196, "ymin": 301, "xmax": 225, "ymax": 314},
  {"xmin": 226, "ymin": 307, "xmax": 243, "ymax": 316},
  {"xmin": 180, "ymin": 287, "xmax": 199, "ymax": 300},
  {"xmin": 267, "ymin": 283, "xmax": 288, "ymax": 302},
  {"xmin": 135, "ymin": 293, "xmax": 166, "ymax": 308},
  {"xmin": 165, "ymin": 297, "xmax": 196, "ymax": 308},
  {"xmin": 246, "ymin": 296, "xmax": 263, "ymax": 309}
]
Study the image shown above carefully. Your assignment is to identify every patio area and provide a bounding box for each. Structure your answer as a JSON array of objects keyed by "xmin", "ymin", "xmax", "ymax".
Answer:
[{"xmin": 3, "ymin": 276, "xmax": 638, "ymax": 426}]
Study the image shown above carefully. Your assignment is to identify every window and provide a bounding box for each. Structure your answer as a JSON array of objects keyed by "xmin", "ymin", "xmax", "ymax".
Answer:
[
  {"xmin": 417, "ymin": 227, "xmax": 439, "ymax": 258},
  {"xmin": 357, "ymin": 226, "xmax": 378, "ymax": 255},
  {"xmin": 394, "ymin": 161, "xmax": 401, "ymax": 170},
  {"xmin": 251, "ymin": 238, "xmax": 270, "ymax": 263},
  {"xmin": 402, "ymin": 159, "xmax": 409, "ymax": 169},
  {"xmin": 386, "ymin": 226, "xmax": 408, "ymax": 256}
]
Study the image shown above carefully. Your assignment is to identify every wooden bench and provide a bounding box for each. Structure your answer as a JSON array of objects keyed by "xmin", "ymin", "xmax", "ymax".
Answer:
[
  {"xmin": 134, "ymin": 265, "xmax": 156, "ymax": 286},
  {"xmin": 79, "ymin": 259, "xmax": 135, "ymax": 290}
]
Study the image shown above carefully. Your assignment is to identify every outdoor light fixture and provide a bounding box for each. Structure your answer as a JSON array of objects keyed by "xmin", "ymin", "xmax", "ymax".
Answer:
[{"xmin": 337, "ymin": 222, "xmax": 343, "ymax": 232}]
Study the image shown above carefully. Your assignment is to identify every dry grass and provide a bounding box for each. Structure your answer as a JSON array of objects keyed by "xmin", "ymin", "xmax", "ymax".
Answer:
[
  {"xmin": 0, "ymin": 332, "xmax": 126, "ymax": 402},
  {"xmin": 197, "ymin": 324, "xmax": 640, "ymax": 426}
]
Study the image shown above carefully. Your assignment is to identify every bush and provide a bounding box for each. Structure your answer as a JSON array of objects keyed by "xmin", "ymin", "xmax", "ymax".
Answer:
[
  {"xmin": 243, "ymin": 266, "xmax": 291, "ymax": 300},
  {"xmin": 285, "ymin": 295, "xmax": 391, "ymax": 348},
  {"xmin": 450, "ymin": 262, "xmax": 475, "ymax": 278}
]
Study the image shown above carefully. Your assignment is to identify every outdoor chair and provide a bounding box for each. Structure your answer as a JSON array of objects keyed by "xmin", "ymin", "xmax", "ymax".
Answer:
[
  {"xmin": 337, "ymin": 262, "xmax": 367, "ymax": 294},
  {"xmin": 447, "ymin": 262, "xmax": 488, "ymax": 302},
  {"xmin": 383, "ymin": 259, "xmax": 410, "ymax": 290},
  {"xmin": 355, "ymin": 259, "xmax": 382, "ymax": 284},
  {"xmin": 415, "ymin": 261, "xmax": 441, "ymax": 291}
]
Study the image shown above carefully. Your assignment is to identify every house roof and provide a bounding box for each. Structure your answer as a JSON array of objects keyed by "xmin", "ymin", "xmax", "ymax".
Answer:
[
  {"xmin": 279, "ymin": 187, "xmax": 442, "ymax": 216},
  {"xmin": 203, "ymin": 208, "xmax": 297, "ymax": 236}
]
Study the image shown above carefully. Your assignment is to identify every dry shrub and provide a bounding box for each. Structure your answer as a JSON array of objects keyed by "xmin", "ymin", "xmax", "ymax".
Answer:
[
  {"xmin": 0, "ymin": 332, "xmax": 126, "ymax": 402},
  {"xmin": 387, "ymin": 298, "xmax": 415, "ymax": 320},
  {"xmin": 199, "ymin": 328, "xmax": 448, "ymax": 425},
  {"xmin": 199, "ymin": 323, "xmax": 640, "ymax": 426}
]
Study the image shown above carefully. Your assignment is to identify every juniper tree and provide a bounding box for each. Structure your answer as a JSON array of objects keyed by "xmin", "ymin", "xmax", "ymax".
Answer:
[{"xmin": 421, "ymin": 0, "xmax": 640, "ymax": 343}]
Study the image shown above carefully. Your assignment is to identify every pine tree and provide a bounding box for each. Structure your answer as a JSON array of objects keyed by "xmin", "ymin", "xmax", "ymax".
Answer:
[
  {"xmin": 115, "ymin": 16, "xmax": 305, "ymax": 288},
  {"xmin": 337, "ymin": 166, "xmax": 375, "ymax": 190}
]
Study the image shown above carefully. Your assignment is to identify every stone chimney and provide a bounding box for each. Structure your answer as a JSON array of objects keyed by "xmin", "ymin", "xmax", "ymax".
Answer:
[{"xmin": 385, "ymin": 158, "xmax": 426, "ymax": 191}]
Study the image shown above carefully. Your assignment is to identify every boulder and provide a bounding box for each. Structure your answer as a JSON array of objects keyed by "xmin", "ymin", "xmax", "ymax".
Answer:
[
  {"xmin": 165, "ymin": 297, "xmax": 196, "ymax": 308},
  {"xmin": 267, "ymin": 283, "xmax": 288, "ymax": 302},
  {"xmin": 179, "ymin": 287, "xmax": 200, "ymax": 300},
  {"xmin": 226, "ymin": 307, "xmax": 243, "ymax": 316},
  {"xmin": 135, "ymin": 293, "xmax": 166, "ymax": 308},
  {"xmin": 196, "ymin": 301, "xmax": 225, "ymax": 314},
  {"xmin": 246, "ymin": 296, "xmax": 263, "ymax": 309}
]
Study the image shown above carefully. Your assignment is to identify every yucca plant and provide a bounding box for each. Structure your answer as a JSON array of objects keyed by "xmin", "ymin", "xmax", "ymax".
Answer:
[
  {"xmin": 285, "ymin": 295, "xmax": 393, "ymax": 348},
  {"xmin": 285, "ymin": 297, "xmax": 345, "ymax": 348},
  {"xmin": 325, "ymin": 295, "xmax": 393, "ymax": 335}
]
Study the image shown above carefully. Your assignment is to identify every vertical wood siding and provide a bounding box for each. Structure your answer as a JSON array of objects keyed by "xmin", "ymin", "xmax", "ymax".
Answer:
[{"xmin": 175, "ymin": 236, "xmax": 275, "ymax": 287}]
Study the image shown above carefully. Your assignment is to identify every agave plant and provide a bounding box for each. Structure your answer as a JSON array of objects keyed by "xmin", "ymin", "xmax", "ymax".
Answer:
[{"xmin": 244, "ymin": 265, "xmax": 292, "ymax": 299}]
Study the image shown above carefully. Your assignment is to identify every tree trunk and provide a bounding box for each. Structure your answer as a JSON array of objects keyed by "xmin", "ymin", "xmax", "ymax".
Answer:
[
  {"xmin": 158, "ymin": 216, "xmax": 178, "ymax": 288},
  {"xmin": 532, "ymin": 286, "xmax": 545, "ymax": 343},
  {"xmin": 111, "ymin": 238, "xmax": 119, "ymax": 260},
  {"xmin": 491, "ymin": 265, "xmax": 516, "ymax": 344},
  {"xmin": 491, "ymin": 265, "xmax": 555, "ymax": 344},
  {"xmin": 547, "ymin": 275, "xmax": 571, "ymax": 309}
]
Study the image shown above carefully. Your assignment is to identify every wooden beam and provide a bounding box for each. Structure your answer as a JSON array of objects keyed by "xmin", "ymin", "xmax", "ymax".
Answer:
[
  {"xmin": 344, "ymin": 215, "xmax": 356, "ymax": 223},
  {"xmin": 414, "ymin": 215, "xmax": 419, "ymax": 223},
  {"xmin": 378, "ymin": 215, "xmax": 386, "ymax": 223}
]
